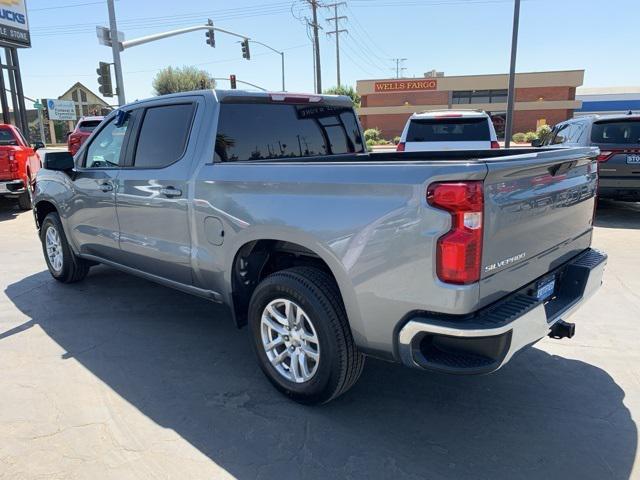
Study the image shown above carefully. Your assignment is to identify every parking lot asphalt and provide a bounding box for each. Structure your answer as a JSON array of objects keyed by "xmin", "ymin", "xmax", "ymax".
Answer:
[{"xmin": 0, "ymin": 200, "xmax": 639, "ymax": 480}]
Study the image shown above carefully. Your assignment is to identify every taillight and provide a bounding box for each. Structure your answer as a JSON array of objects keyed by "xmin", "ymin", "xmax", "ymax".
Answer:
[
  {"xmin": 596, "ymin": 151, "xmax": 613, "ymax": 162},
  {"xmin": 396, "ymin": 141, "xmax": 405, "ymax": 152},
  {"xmin": 270, "ymin": 93, "xmax": 321, "ymax": 103},
  {"xmin": 490, "ymin": 140, "xmax": 500, "ymax": 149},
  {"xmin": 427, "ymin": 182, "xmax": 484, "ymax": 284},
  {"xmin": 8, "ymin": 152, "xmax": 17, "ymax": 173}
]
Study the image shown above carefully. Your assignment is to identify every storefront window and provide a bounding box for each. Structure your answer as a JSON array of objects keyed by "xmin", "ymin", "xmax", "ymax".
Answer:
[{"xmin": 452, "ymin": 89, "xmax": 508, "ymax": 104}]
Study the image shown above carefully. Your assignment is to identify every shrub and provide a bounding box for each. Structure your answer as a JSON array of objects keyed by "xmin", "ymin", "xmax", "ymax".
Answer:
[
  {"xmin": 323, "ymin": 85, "xmax": 361, "ymax": 107},
  {"xmin": 512, "ymin": 132, "xmax": 526, "ymax": 143},
  {"xmin": 152, "ymin": 66, "xmax": 215, "ymax": 95},
  {"xmin": 524, "ymin": 131, "xmax": 538, "ymax": 143},
  {"xmin": 364, "ymin": 128, "xmax": 382, "ymax": 142},
  {"xmin": 536, "ymin": 124, "xmax": 551, "ymax": 142},
  {"xmin": 393, "ymin": 136, "xmax": 401, "ymax": 145}
]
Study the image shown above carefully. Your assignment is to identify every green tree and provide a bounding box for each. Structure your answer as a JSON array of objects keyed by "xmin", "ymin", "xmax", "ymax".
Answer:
[
  {"xmin": 323, "ymin": 85, "xmax": 361, "ymax": 107},
  {"xmin": 152, "ymin": 66, "xmax": 216, "ymax": 96}
]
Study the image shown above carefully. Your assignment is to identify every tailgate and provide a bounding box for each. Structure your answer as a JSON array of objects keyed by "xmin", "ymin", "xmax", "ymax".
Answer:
[
  {"xmin": 0, "ymin": 149, "xmax": 12, "ymax": 179},
  {"xmin": 479, "ymin": 147, "xmax": 599, "ymax": 306}
]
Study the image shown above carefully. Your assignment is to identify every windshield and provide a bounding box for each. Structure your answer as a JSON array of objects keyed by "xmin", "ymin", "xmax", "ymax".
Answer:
[
  {"xmin": 407, "ymin": 117, "xmax": 490, "ymax": 142},
  {"xmin": 591, "ymin": 119, "xmax": 640, "ymax": 145}
]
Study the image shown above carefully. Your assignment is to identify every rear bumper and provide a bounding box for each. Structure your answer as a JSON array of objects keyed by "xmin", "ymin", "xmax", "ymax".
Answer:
[
  {"xmin": 0, "ymin": 179, "xmax": 26, "ymax": 196},
  {"xmin": 598, "ymin": 177, "xmax": 640, "ymax": 200},
  {"xmin": 397, "ymin": 249, "xmax": 607, "ymax": 375}
]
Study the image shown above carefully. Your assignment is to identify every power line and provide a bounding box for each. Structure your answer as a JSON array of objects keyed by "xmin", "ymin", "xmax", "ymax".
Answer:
[
  {"xmin": 30, "ymin": 1, "xmax": 105, "ymax": 12},
  {"xmin": 340, "ymin": 45, "xmax": 379, "ymax": 78},
  {"xmin": 31, "ymin": 2, "xmax": 293, "ymax": 34}
]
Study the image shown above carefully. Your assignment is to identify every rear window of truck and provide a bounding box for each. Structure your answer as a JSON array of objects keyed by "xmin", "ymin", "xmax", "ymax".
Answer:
[
  {"xmin": 78, "ymin": 120, "xmax": 102, "ymax": 132},
  {"xmin": 0, "ymin": 128, "xmax": 18, "ymax": 146},
  {"xmin": 591, "ymin": 119, "xmax": 640, "ymax": 145},
  {"xmin": 407, "ymin": 117, "xmax": 490, "ymax": 142},
  {"xmin": 214, "ymin": 103, "xmax": 365, "ymax": 162}
]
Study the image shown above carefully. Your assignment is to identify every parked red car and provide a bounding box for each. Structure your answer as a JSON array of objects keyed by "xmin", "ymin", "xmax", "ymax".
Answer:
[
  {"xmin": 0, "ymin": 124, "xmax": 43, "ymax": 210},
  {"xmin": 67, "ymin": 116, "xmax": 104, "ymax": 156}
]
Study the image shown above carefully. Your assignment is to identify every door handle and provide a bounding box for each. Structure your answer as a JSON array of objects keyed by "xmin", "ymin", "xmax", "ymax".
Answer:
[
  {"xmin": 100, "ymin": 182, "xmax": 113, "ymax": 192},
  {"xmin": 160, "ymin": 186, "xmax": 182, "ymax": 198}
]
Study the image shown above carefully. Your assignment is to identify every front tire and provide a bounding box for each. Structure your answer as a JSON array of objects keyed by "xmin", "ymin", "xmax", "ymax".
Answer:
[
  {"xmin": 248, "ymin": 266, "xmax": 365, "ymax": 404},
  {"xmin": 40, "ymin": 212, "xmax": 90, "ymax": 283}
]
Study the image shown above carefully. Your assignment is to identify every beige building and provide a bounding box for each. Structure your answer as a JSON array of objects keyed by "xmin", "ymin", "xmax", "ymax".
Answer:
[
  {"xmin": 48, "ymin": 82, "xmax": 112, "ymax": 144},
  {"xmin": 357, "ymin": 70, "xmax": 584, "ymax": 138}
]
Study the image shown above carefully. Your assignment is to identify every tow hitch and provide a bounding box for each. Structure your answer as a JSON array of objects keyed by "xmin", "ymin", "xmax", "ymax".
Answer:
[{"xmin": 548, "ymin": 320, "xmax": 575, "ymax": 339}]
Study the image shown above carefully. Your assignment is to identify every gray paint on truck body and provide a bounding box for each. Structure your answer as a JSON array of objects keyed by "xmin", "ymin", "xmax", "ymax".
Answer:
[{"xmin": 33, "ymin": 89, "xmax": 601, "ymax": 361}]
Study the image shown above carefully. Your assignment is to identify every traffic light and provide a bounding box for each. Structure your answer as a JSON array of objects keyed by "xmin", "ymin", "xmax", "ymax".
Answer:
[
  {"xmin": 42, "ymin": 100, "xmax": 49, "ymax": 121},
  {"xmin": 230, "ymin": 74, "xmax": 237, "ymax": 89},
  {"xmin": 241, "ymin": 39, "xmax": 250, "ymax": 60},
  {"xmin": 96, "ymin": 61, "xmax": 113, "ymax": 97},
  {"xmin": 205, "ymin": 19, "xmax": 215, "ymax": 47}
]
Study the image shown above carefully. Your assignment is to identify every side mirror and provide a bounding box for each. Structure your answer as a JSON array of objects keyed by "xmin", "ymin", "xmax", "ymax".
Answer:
[
  {"xmin": 64, "ymin": 131, "xmax": 72, "ymax": 138},
  {"xmin": 33, "ymin": 141, "xmax": 45, "ymax": 151},
  {"xmin": 44, "ymin": 151, "xmax": 75, "ymax": 171},
  {"xmin": 531, "ymin": 138, "xmax": 543, "ymax": 147}
]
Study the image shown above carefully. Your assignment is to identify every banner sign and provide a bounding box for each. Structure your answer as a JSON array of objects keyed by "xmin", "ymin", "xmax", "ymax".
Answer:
[
  {"xmin": 0, "ymin": 0, "xmax": 31, "ymax": 48},
  {"xmin": 374, "ymin": 79, "xmax": 438, "ymax": 93}
]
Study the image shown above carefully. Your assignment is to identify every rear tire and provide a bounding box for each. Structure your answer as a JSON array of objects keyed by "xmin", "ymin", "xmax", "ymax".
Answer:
[
  {"xmin": 17, "ymin": 179, "xmax": 33, "ymax": 210},
  {"xmin": 248, "ymin": 266, "xmax": 365, "ymax": 404},
  {"xmin": 40, "ymin": 212, "xmax": 90, "ymax": 283}
]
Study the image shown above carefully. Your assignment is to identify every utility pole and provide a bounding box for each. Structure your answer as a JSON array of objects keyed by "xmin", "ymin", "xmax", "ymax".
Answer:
[
  {"xmin": 325, "ymin": 2, "xmax": 347, "ymax": 87},
  {"xmin": 504, "ymin": 0, "xmax": 521, "ymax": 148},
  {"xmin": 307, "ymin": 0, "xmax": 322, "ymax": 93},
  {"xmin": 391, "ymin": 58, "xmax": 407, "ymax": 79},
  {"xmin": 107, "ymin": 0, "xmax": 126, "ymax": 106}
]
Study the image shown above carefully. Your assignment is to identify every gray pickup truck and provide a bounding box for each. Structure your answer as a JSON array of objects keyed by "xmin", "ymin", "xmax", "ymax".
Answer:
[{"xmin": 33, "ymin": 90, "xmax": 606, "ymax": 404}]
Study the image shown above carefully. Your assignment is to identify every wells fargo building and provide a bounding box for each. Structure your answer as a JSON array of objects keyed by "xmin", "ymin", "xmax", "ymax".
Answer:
[{"xmin": 356, "ymin": 70, "xmax": 584, "ymax": 139}]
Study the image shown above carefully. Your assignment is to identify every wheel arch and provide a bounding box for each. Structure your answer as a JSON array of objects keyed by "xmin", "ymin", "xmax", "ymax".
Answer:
[
  {"xmin": 34, "ymin": 199, "xmax": 58, "ymax": 231},
  {"xmin": 226, "ymin": 234, "xmax": 362, "ymax": 343}
]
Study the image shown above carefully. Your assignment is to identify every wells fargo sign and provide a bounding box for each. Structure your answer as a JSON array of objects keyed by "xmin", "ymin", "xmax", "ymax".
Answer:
[{"xmin": 374, "ymin": 79, "xmax": 437, "ymax": 92}]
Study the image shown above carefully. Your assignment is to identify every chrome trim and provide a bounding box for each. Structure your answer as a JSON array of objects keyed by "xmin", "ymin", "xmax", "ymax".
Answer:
[{"xmin": 398, "ymin": 251, "xmax": 607, "ymax": 371}]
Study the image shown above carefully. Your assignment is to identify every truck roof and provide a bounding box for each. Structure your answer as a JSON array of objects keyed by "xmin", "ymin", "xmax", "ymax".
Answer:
[
  {"xmin": 410, "ymin": 109, "xmax": 489, "ymax": 119},
  {"xmin": 119, "ymin": 89, "xmax": 354, "ymax": 110}
]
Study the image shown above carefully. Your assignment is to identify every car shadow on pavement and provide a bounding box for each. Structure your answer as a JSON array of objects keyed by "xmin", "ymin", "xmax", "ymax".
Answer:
[
  {"xmin": 0, "ymin": 200, "xmax": 20, "ymax": 222},
  {"xmin": 5, "ymin": 267, "xmax": 637, "ymax": 480},
  {"xmin": 595, "ymin": 200, "xmax": 640, "ymax": 229}
]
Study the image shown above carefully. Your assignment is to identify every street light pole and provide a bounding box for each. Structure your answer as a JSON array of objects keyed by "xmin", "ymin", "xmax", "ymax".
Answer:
[
  {"xmin": 248, "ymin": 39, "xmax": 285, "ymax": 91},
  {"xmin": 107, "ymin": 0, "xmax": 126, "ymax": 106},
  {"xmin": 281, "ymin": 51, "xmax": 285, "ymax": 91},
  {"xmin": 504, "ymin": 0, "xmax": 521, "ymax": 148}
]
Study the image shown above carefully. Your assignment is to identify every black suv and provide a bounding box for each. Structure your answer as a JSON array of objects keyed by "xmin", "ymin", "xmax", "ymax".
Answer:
[{"xmin": 538, "ymin": 113, "xmax": 640, "ymax": 201}]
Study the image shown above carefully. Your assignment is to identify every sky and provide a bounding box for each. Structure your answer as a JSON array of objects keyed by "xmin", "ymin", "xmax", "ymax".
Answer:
[{"xmin": 16, "ymin": 0, "xmax": 640, "ymax": 107}]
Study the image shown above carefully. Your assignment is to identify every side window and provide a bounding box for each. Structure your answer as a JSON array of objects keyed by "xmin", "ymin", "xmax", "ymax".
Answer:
[
  {"xmin": 85, "ymin": 116, "xmax": 130, "ymax": 168},
  {"xmin": 551, "ymin": 124, "xmax": 569, "ymax": 144},
  {"xmin": 574, "ymin": 122, "xmax": 588, "ymax": 143},
  {"xmin": 132, "ymin": 103, "xmax": 194, "ymax": 169},
  {"xmin": 15, "ymin": 128, "xmax": 28, "ymax": 147}
]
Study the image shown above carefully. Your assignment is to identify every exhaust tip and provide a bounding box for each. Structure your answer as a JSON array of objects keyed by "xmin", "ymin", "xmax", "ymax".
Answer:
[{"xmin": 548, "ymin": 320, "xmax": 575, "ymax": 340}]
